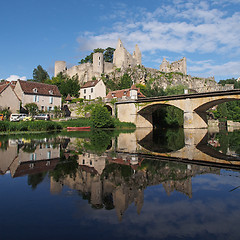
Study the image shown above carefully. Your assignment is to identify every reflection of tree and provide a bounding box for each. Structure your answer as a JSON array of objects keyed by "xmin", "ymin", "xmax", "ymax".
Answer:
[
  {"xmin": 49, "ymin": 154, "xmax": 78, "ymax": 182},
  {"xmin": 212, "ymin": 130, "xmax": 240, "ymax": 156},
  {"xmin": 84, "ymin": 130, "xmax": 113, "ymax": 155},
  {"xmin": 22, "ymin": 142, "xmax": 37, "ymax": 153},
  {"xmin": 28, "ymin": 172, "xmax": 47, "ymax": 189},
  {"xmin": 140, "ymin": 128, "xmax": 185, "ymax": 153}
]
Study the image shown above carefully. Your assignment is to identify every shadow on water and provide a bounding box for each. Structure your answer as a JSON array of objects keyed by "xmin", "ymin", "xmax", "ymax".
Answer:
[{"xmin": 138, "ymin": 128, "xmax": 185, "ymax": 153}]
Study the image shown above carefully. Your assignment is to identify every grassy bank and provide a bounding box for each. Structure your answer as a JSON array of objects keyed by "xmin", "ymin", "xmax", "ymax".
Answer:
[
  {"xmin": 58, "ymin": 118, "xmax": 136, "ymax": 130},
  {"xmin": 0, "ymin": 117, "xmax": 135, "ymax": 134},
  {"xmin": 0, "ymin": 121, "xmax": 62, "ymax": 133}
]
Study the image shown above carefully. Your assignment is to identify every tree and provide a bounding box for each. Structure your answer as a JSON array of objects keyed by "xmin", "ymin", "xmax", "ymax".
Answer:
[
  {"xmin": 45, "ymin": 73, "xmax": 80, "ymax": 99},
  {"xmin": 104, "ymin": 47, "xmax": 115, "ymax": 62},
  {"xmin": 118, "ymin": 73, "xmax": 132, "ymax": 89},
  {"xmin": 24, "ymin": 103, "xmax": 38, "ymax": 116},
  {"xmin": 79, "ymin": 47, "xmax": 115, "ymax": 64},
  {"xmin": 91, "ymin": 105, "xmax": 115, "ymax": 128},
  {"xmin": 33, "ymin": 65, "xmax": 49, "ymax": 83}
]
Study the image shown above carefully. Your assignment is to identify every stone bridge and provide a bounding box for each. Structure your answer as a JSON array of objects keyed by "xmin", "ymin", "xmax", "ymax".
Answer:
[
  {"xmin": 115, "ymin": 89, "xmax": 240, "ymax": 129},
  {"xmin": 115, "ymin": 129, "xmax": 240, "ymax": 169}
]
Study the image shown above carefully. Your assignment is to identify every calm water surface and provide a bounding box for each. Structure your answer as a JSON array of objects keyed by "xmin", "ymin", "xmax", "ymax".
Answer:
[{"xmin": 1, "ymin": 128, "xmax": 240, "ymax": 240}]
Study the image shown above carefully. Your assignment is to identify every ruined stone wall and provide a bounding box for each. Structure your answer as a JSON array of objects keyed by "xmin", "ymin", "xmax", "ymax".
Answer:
[{"xmin": 160, "ymin": 57, "xmax": 187, "ymax": 75}]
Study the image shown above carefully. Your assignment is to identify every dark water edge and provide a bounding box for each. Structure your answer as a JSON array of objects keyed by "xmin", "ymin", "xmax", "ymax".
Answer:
[{"xmin": 1, "ymin": 128, "xmax": 240, "ymax": 240}]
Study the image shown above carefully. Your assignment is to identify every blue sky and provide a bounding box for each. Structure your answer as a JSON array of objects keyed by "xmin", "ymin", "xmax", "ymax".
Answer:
[{"xmin": 1, "ymin": 0, "xmax": 240, "ymax": 82}]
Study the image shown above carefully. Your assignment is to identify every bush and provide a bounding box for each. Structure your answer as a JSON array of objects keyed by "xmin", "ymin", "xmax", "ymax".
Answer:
[
  {"xmin": 91, "ymin": 105, "xmax": 115, "ymax": 128},
  {"xmin": 0, "ymin": 122, "xmax": 9, "ymax": 131}
]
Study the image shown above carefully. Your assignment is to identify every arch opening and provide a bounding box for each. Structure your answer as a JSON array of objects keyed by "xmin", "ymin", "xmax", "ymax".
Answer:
[
  {"xmin": 138, "ymin": 104, "xmax": 184, "ymax": 129},
  {"xmin": 105, "ymin": 105, "xmax": 113, "ymax": 116}
]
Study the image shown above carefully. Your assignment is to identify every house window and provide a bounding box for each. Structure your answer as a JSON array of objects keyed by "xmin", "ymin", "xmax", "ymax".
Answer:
[
  {"xmin": 33, "ymin": 95, "xmax": 39, "ymax": 102},
  {"xmin": 48, "ymin": 106, "xmax": 52, "ymax": 111},
  {"xmin": 89, "ymin": 95, "xmax": 91, "ymax": 100},
  {"xmin": 84, "ymin": 89, "xmax": 86, "ymax": 94},
  {"xmin": 49, "ymin": 96, "xmax": 53, "ymax": 104},
  {"xmin": 90, "ymin": 160, "xmax": 92, "ymax": 165},
  {"xmin": 47, "ymin": 151, "xmax": 51, "ymax": 159},
  {"xmin": 33, "ymin": 88, "xmax": 38, "ymax": 93},
  {"xmin": 84, "ymin": 96, "xmax": 86, "ymax": 99},
  {"xmin": 91, "ymin": 88, "xmax": 93, "ymax": 93},
  {"xmin": 49, "ymin": 90, "xmax": 53, "ymax": 95},
  {"xmin": 41, "ymin": 106, "xmax": 44, "ymax": 111},
  {"xmin": 30, "ymin": 153, "xmax": 36, "ymax": 161},
  {"xmin": 83, "ymin": 159, "xmax": 85, "ymax": 164}
]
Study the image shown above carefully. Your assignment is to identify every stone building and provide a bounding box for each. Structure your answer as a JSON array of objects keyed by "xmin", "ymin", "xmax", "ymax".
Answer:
[
  {"xmin": 160, "ymin": 57, "xmax": 187, "ymax": 75},
  {"xmin": 14, "ymin": 80, "xmax": 62, "ymax": 112}
]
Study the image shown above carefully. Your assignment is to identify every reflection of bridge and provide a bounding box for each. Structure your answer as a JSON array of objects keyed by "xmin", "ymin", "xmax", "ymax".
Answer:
[
  {"xmin": 116, "ymin": 89, "xmax": 240, "ymax": 128},
  {"xmin": 115, "ymin": 129, "xmax": 240, "ymax": 169}
]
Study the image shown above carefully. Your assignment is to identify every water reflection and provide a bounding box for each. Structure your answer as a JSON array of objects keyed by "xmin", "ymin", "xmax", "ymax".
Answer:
[{"xmin": 0, "ymin": 129, "xmax": 240, "ymax": 222}]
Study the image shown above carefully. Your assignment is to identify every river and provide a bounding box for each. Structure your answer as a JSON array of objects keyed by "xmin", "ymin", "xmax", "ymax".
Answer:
[{"xmin": 0, "ymin": 128, "xmax": 240, "ymax": 240}]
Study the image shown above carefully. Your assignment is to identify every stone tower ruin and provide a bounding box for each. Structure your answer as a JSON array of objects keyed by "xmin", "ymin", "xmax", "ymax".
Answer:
[
  {"xmin": 160, "ymin": 57, "xmax": 187, "ymax": 75},
  {"xmin": 54, "ymin": 61, "xmax": 66, "ymax": 77},
  {"xmin": 113, "ymin": 39, "xmax": 142, "ymax": 69}
]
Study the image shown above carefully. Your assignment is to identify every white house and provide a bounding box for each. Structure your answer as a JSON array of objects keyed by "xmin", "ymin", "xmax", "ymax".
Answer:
[{"xmin": 80, "ymin": 80, "xmax": 106, "ymax": 100}]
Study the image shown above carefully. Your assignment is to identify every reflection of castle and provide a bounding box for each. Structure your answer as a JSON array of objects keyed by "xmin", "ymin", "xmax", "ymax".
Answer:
[
  {"xmin": 0, "ymin": 139, "xmax": 60, "ymax": 177},
  {"xmin": 50, "ymin": 151, "xmax": 220, "ymax": 220}
]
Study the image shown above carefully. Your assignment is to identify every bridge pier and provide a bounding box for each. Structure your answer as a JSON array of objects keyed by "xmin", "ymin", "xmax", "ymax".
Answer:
[{"xmin": 184, "ymin": 111, "xmax": 208, "ymax": 129}]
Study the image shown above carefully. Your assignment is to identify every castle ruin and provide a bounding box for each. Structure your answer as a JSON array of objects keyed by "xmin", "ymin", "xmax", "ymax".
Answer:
[
  {"xmin": 54, "ymin": 39, "xmax": 142, "ymax": 85},
  {"xmin": 54, "ymin": 39, "xmax": 231, "ymax": 93},
  {"xmin": 160, "ymin": 57, "xmax": 187, "ymax": 75}
]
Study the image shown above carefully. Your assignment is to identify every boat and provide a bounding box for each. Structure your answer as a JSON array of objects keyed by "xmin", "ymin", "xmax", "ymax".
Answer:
[{"xmin": 67, "ymin": 126, "xmax": 91, "ymax": 131}]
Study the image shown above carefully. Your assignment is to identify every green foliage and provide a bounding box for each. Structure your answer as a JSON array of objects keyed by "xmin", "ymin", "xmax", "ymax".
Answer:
[
  {"xmin": 45, "ymin": 73, "xmax": 80, "ymax": 98},
  {"xmin": 218, "ymin": 78, "xmax": 240, "ymax": 89},
  {"xmin": 0, "ymin": 107, "xmax": 11, "ymax": 120},
  {"xmin": 28, "ymin": 172, "xmax": 47, "ymax": 190},
  {"xmin": 91, "ymin": 105, "xmax": 115, "ymax": 128},
  {"xmin": 0, "ymin": 121, "xmax": 62, "ymax": 132},
  {"xmin": 24, "ymin": 103, "xmax": 38, "ymax": 116},
  {"xmin": 53, "ymin": 106, "xmax": 62, "ymax": 118},
  {"xmin": 165, "ymin": 85, "xmax": 185, "ymax": 95},
  {"xmin": 118, "ymin": 73, "xmax": 132, "ymax": 89},
  {"xmin": 33, "ymin": 65, "xmax": 49, "ymax": 82},
  {"xmin": 113, "ymin": 118, "xmax": 136, "ymax": 129},
  {"xmin": 59, "ymin": 118, "xmax": 92, "ymax": 128},
  {"xmin": 84, "ymin": 130, "xmax": 113, "ymax": 155},
  {"xmin": 104, "ymin": 47, "xmax": 115, "ymax": 62},
  {"xmin": 152, "ymin": 106, "xmax": 184, "ymax": 128},
  {"xmin": 211, "ymin": 100, "xmax": 240, "ymax": 122}
]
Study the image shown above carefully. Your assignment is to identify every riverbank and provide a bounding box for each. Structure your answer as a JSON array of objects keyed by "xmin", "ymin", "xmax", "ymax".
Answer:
[{"xmin": 0, "ymin": 118, "xmax": 136, "ymax": 134}]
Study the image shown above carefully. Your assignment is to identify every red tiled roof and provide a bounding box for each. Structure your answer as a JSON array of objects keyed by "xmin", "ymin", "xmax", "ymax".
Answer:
[
  {"xmin": 81, "ymin": 80, "xmax": 99, "ymax": 89},
  {"xmin": 106, "ymin": 86, "xmax": 145, "ymax": 99},
  {"xmin": 18, "ymin": 80, "xmax": 61, "ymax": 97},
  {"xmin": 65, "ymin": 94, "xmax": 72, "ymax": 101},
  {"xmin": 0, "ymin": 84, "xmax": 8, "ymax": 94}
]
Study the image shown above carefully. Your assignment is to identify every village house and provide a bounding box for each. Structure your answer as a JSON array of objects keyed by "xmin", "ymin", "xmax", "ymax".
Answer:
[
  {"xmin": 13, "ymin": 80, "xmax": 62, "ymax": 112},
  {"xmin": 80, "ymin": 79, "xmax": 106, "ymax": 100},
  {"xmin": 106, "ymin": 85, "xmax": 145, "ymax": 100},
  {"xmin": 0, "ymin": 82, "xmax": 20, "ymax": 113}
]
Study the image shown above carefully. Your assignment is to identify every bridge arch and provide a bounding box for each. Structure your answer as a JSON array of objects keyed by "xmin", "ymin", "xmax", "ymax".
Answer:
[
  {"xmin": 138, "ymin": 103, "xmax": 184, "ymax": 128},
  {"xmin": 136, "ymin": 95, "xmax": 240, "ymax": 129}
]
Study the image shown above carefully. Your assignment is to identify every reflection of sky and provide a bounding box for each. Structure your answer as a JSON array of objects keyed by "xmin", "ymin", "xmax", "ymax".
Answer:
[
  {"xmin": 70, "ymin": 174, "xmax": 240, "ymax": 240},
  {"xmin": 1, "ymin": 171, "xmax": 240, "ymax": 239}
]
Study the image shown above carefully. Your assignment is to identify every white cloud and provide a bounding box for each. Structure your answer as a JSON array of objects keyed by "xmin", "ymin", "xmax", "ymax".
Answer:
[
  {"xmin": 77, "ymin": 2, "xmax": 240, "ymax": 55},
  {"xmin": 6, "ymin": 75, "xmax": 27, "ymax": 81}
]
